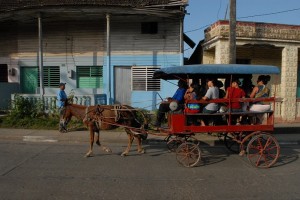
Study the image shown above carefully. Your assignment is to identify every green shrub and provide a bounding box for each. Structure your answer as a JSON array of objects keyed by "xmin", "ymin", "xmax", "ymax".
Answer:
[
  {"xmin": 0, "ymin": 93, "xmax": 87, "ymax": 130},
  {"xmin": 10, "ymin": 94, "xmax": 44, "ymax": 118}
]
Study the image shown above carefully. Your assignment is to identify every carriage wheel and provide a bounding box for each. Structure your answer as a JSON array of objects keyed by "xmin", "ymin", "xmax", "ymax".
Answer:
[
  {"xmin": 186, "ymin": 135, "xmax": 200, "ymax": 145},
  {"xmin": 224, "ymin": 133, "xmax": 240, "ymax": 153},
  {"xmin": 167, "ymin": 135, "xmax": 199, "ymax": 152},
  {"xmin": 167, "ymin": 136, "xmax": 184, "ymax": 152},
  {"xmin": 246, "ymin": 133, "xmax": 280, "ymax": 168},
  {"xmin": 176, "ymin": 142, "xmax": 201, "ymax": 167}
]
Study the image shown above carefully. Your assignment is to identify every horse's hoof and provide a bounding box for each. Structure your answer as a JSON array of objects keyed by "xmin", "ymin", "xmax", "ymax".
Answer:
[
  {"xmin": 59, "ymin": 129, "xmax": 67, "ymax": 133},
  {"xmin": 138, "ymin": 149, "xmax": 145, "ymax": 154},
  {"xmin": 121, "ymin": 152, "xmax": 128, "ymax": 157},
  {"xmin": 102, "ymin": 147, "xmax": 112, "ymax": 153},
  {"xmin": 84, "ymin": 153, "xmax": 93, "ymax": 158}
]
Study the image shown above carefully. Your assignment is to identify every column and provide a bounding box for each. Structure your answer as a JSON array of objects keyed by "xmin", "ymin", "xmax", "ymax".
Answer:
[
  {"xmin": 106, "ymin": 13, "xmax": 111, "ymax": 105},
  {"xmin": 215, "ymin": 40, "xmax": 230, "ymax": 64},
  {"xmin": 38, "ymin": 13, "xmax": 44, "ymax": 96},
  {"xmin": 281, "ymin": 45, "xmax": 298, "ymax": 121}
]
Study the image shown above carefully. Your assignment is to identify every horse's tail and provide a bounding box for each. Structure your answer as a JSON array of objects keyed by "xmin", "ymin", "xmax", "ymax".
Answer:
[
  {"xmin": 136, "ymin": 109, "xmax": 149, "ymax": 131},
  {"xmin": 122, "ymin": 105, "xmax": 149, "ymax": 130}
]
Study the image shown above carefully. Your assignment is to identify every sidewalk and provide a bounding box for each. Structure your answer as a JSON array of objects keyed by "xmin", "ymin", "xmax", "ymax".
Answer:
[{"xmin": 1, "ymin": 123, "xmax": 300, "ymax": 145}]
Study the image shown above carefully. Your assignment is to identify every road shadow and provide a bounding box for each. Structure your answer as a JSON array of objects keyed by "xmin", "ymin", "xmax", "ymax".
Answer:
[
  {"xmin": 272, "ymin": 146, "xmax": 299, "ymax": 168},
  {"xmin": 274, "ymin": 127, "xmax": 300, "ymax": 134}
]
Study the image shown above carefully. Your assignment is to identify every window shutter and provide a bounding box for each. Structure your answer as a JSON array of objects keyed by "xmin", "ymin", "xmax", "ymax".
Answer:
[
  {"xmin": 36, "ymin": 66, "xmax": 60, "ymax": 88},
  {"xmin": 77, "ymin": 66, "xmax": 103, "ymax": 88},
  {"xmin": 43, "ymin": 66, "xmax": 60, "ymax": 87},
  {"xmin": 132, "ymin": 66, "xmax": 160, "ymax": 91}
]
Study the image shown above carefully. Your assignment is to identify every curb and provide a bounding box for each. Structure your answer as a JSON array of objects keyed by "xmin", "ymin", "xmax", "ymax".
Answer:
[{"xmin": 0, "ymin": 128, "xmax": 300, "ymax": 146}]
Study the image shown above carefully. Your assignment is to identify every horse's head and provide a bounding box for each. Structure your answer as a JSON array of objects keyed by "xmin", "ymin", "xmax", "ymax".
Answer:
[{"xmin": 59, "ymin": 101, "xmax": 72, "ymax": 133}]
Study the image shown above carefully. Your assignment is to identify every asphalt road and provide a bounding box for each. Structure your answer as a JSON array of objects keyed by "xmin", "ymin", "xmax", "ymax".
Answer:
[{"xmin": 0, "ymin": 140, "xmax": 299, "ymax": 200}]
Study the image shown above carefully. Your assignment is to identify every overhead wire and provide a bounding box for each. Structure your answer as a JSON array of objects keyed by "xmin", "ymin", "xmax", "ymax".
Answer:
[{"xmin": 184, "ymin": 7, "xmax": 300, "ymax": 34}]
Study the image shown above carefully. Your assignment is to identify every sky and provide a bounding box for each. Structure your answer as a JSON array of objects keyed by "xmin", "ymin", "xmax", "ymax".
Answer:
[{"xmin": 183, "ymin": 0, "xmax": 300, "ymax": 57}]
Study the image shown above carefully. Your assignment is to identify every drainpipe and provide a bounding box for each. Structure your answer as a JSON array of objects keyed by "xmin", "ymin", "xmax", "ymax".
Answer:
[
  {"xmin": 38, "ymin": 13, "xmax": 44, "ymax": 96},
  {"xmin": 106, "ymin": 13, "xmax": 111, "ymax": 105},
  {"xmin": 179, "ymin": 17, "xmax": 184, "ymax": 65}
]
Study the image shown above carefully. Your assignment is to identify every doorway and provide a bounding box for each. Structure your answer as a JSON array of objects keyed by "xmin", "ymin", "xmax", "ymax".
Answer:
[{"xmin": 114, "ymin": 67, "xmax": 131, "ymax": 104}]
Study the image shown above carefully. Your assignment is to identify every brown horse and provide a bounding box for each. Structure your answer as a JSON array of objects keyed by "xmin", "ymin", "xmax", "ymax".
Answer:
[{"xmin": 60, "ymin": 103, "xmax": 148, "ymax": 157}]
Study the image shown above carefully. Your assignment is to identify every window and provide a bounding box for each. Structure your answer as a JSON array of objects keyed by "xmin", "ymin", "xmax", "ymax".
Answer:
[
  {"xmin": 42, "ymin": 66, "xmax": 60, "ymax": 87},
  {"xmin": 36, "ymin": 66, "xmax": 60, "ymax": 87},
  {"xmin": 77, "ymin": 66, "xmax": 103, "ymax": 88},
  {"xmin": 141, "ymin": 22, "xmax": 158, "ymax": 34},
  {"xmin": 0, "ymin": 64, "xmax": 8, "ymax": 82},
  {"xmin": 132, "ymin": 66, "xmax": 160, "ymax": 91}
]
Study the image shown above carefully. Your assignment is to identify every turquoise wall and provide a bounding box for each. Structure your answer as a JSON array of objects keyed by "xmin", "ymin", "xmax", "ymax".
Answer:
[
  {"xmin": 105, "ymin": 54, "xmax": 181, "ymax": 110},
  {"xmin": 16, "ymin": 53, "xmax": 182, "ymax": 110}
]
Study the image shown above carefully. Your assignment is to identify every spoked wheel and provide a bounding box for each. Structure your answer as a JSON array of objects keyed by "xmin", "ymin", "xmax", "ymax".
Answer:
[
  {"xmin": 176, "ymin": 142, "xmax": 201, "ymax": 167},
  {"xmin": 166, "ymin": 135, "xmax": 199, "ymax": 152},
  {"xmin": 246, "ymin": 133, "xmax": 280, "ymax": 168},
  {"xmin": 166, "ymin": 135, "xmax": 184, "ymax": 152}
]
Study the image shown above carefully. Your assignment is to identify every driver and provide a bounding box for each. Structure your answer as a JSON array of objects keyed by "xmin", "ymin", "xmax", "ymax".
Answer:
[{"xmin": 153, "ymin": 80, "xmax": 187, "ymax": 128}]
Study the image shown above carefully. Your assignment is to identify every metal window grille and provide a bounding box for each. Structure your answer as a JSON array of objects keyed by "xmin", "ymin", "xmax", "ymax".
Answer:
[
  {"xmin": 132, "ymin": 66, "xmax": 160, "ymax": 91},
  {"xmin": 77, "ymin": 66, "xmax": 103, "ymax": 88}
]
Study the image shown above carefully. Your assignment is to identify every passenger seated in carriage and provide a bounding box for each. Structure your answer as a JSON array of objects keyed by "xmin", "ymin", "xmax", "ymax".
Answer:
[
  {"xmin": 201, "ymin": 78, "xmax": 219, "ymax": 125},
  {"xmin": 154, "ymin": 79, "xmax": 187, "ymax": 128},
  {"xmin": 249, "ymin": 75, "xmax": 271, "ymax": 124},
  {"xmin": 225, "ymin": 79, "xmax": 246, "ymax": 125},
  {"xmin": 184, "ymin": 82, "xmax": 202, "ymax": 125}
]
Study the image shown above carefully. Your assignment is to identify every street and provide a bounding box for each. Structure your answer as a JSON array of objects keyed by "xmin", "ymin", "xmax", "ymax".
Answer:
[{"xmin": 0, "ymin": 139, "xmax": 299, "ymax": 200}]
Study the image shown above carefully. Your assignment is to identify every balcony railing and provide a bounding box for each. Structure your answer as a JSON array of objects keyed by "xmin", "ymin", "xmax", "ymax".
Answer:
[{"xmin": 11, "ymin": 94, "xmax": 107, "ymax": 112}]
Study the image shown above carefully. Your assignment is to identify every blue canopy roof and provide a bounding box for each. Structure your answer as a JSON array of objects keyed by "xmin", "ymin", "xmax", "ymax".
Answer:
[{"xmin": 153, "ymin": 64, "xmax": 280, "ymax": 79}]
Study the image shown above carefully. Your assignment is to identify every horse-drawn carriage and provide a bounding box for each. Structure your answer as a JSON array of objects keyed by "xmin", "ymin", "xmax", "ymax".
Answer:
[
  {"xmin": 61, "ymin": 64, "xmax": 280, "ymax": 169},
  {"xmin": 152, "ymin": 64, "xmax": 280, "ymax": 168}
]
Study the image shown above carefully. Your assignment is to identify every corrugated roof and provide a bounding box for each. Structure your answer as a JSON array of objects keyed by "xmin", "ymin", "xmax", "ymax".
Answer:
[{"xmin": 0, "ymin": 0, "xmax": 188, "ymax": 12}]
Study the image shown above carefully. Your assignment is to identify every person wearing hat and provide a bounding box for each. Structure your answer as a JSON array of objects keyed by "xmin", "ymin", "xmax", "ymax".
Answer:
[{"xmin": 57, "ymin": 83, "xmax": 68, "ymax": 132}]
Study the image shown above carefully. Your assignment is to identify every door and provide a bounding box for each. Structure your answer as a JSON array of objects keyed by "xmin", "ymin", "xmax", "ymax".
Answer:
[
  {"xmin": 114, "ymin": 67, "xmax": 131, "ymax": 104},
  {"xmin": 0, "ymin": 64, "xmax": 8, "ymax": 82},
  {"xmin": 20, "ymin": 67, "xmax": 38, "ymax": 94}
]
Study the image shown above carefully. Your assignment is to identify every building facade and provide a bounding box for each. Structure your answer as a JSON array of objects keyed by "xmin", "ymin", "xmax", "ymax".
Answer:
[
  {"xmin": 198, "ymin": 20, "xmax": 300, "ymax": 121},
  {"xmin": 0, "ymin": 0, "xmax": 188, "ymax": 110}
]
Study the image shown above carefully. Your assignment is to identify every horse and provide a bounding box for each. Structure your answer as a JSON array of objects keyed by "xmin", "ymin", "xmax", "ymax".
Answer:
[{"xmin": 59, "ymin": 102, "xmax": 148, "ymax": 157}]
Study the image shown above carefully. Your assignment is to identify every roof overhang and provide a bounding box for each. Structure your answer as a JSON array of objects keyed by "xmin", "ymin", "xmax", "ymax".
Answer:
[{"xmin": 0, "ymin": 1, "xmax": 188, "ymax": 22}]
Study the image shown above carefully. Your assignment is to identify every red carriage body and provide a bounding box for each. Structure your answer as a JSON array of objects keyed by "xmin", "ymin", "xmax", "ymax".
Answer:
[{"xmin": 152, "ymin": 64, "xmax": 281, "ymax": 168}]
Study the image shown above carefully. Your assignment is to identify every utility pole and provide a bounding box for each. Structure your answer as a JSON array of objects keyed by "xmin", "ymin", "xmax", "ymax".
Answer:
[{"xmin": 229, "ymin": 0, "xmax": 236, "ymax": 64}]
